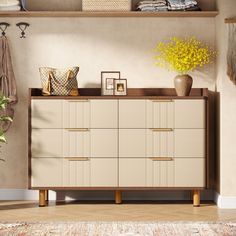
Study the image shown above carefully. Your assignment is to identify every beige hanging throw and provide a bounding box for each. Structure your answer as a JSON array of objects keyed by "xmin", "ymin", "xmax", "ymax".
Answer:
[
  {"xmin": 227, "ymin": 23, "xmax": 236, "ymax": 84},
  {"xmin": 0, "ymin": 36, "xmax": 18, "ymax": 132}
]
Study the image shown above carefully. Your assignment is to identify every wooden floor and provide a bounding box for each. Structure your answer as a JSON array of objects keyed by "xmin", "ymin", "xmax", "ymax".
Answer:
[{"xmin": 1, "ymin": 201, "xmax": 236, "ymax": 222}]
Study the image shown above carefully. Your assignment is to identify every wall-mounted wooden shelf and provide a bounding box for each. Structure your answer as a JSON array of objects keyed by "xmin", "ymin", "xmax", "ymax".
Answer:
[{"xmin": 0, "ymin": 11, "xmax": 218, "ymax": 18}]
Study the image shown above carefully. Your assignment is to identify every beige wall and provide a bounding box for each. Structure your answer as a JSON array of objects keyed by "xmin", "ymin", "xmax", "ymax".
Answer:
[
  {"xmin": 216, "ymin": 0, "xmax": 236, "ymax": 196},
  {"xmin": 0, "ymin": 17, "xmax": 216, "ymax": 188}
]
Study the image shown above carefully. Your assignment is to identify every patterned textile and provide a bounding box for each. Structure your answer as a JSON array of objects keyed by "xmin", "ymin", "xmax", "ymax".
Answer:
[
  {"xmin": 39, "ymin": 67, "xmax": 79, "ymax": 96},
  {"xmin": 0, "ymin": 221, "xmax": 236, "ymax": 236},
  {"xmin": 0, "ymin": 36, "xmax": 17, "ymax": 132}
]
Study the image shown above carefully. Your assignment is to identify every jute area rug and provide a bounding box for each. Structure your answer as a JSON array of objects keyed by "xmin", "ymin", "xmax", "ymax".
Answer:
[{"xmin": 0, "ymin": 221, "xmax": 236, "ymax": 236}]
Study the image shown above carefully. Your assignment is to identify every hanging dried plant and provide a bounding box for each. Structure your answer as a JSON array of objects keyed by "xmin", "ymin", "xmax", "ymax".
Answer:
[{"xmin": 227, "ymin": 24, "xmax": 236, "ymax": 84}]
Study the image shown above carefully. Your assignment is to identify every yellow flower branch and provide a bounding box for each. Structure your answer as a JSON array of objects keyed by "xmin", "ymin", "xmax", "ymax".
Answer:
[{"xmin": 153, "ymin": 37, "xmax": 216, "ymax": 74}]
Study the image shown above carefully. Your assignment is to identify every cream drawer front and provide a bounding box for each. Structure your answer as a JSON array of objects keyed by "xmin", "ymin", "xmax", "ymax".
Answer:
[
  {"xmin": 63, "ymin": 100, "xmax": 90, "ymax": 128},
  {"xmin": 175, "ymin": 158, "xmax": 205, "ymax": 187},
  {"xmin": 32, "ymin": 158, "xmax": 62, "ymax": 187},
  {"xmin": 175, "ymin": 129, "xmax": 205, "ymax": 158},
  {"xmin": 91, "ymin": 129, "xmax": 118, "ymax": 157},
  {"xmin": 90, "ymin": 158, "xmax": 118, "ymax": 187},
  {"xmin": 90, "ymin": 100, "xmax": 118, "ymax": 128},
  {"xmin": 146, "ymin": 100, "xmax": 174, "ymax": 128},
  {"xmin": 146, "ymin": 157, "xmax": 174, "ymax": 187},
  {"xmin": 119, "ymin": 100, "xmax": 146, "ymax": 128},
  {"xmin": 63, "ymin": 157, "xmax": 90, "ymax": 187},
  {"xmin": 147, "ymin": 129, "xmax": 174, "ymax": 158},
  {"xmin": 119, "ymin": 129, "xmax": 146, "ymax": 157},
  {"xmin": 62, "ymin": 158, "xmax": 118, "ymax": 187},
  {"xmin": 63, "ymin": 129, "xmax": 90, "ymax": 158},
  {"xmin": 32, "ymin": 129, "xmax": 62, "ymax": 157},
  {"xmin": 175, "ymin": 100, "xmax": 205, "ymax": 128},
  {"xmin": 119, "ymin": 158, "xmax": 146, "ymax": 187},
  {"xmin": 32, "ymin": 100, "xmax": 62, "ymax": 128}
]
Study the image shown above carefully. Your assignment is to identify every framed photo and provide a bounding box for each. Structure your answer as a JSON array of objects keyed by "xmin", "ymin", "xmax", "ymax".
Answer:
[
  {"xmin": 114, "ymin": 79, "xmax": 127, "ymax": 96},
  {"xmin": 101, "ymin": 71, "xmax": 120, "ymax": 95}
]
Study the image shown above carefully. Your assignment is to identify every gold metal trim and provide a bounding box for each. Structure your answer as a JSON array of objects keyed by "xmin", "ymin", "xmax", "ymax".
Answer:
[
  {"xmin": 64, "ymin": 157, "xmax": 90, "ymax": 161},
  {"xmin": 67, "ymin": 100, "xmax": 89, "ymax": 102},
  {"xmin": 149, "ymin": 157, "xmax": 174, "ymax": 161},
  {"xmin": 150, "ymin": 100, "xmax": 173, "ymax": 102},
  {"xmin": 150, "ymin": 128, "xmax": 173, "ymax": 132},
  {"xmin": 66, "ymin": 128, "xmax": 90, "ymax": 132}
]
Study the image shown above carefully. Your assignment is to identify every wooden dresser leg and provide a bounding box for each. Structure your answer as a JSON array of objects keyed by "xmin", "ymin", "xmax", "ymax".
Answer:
[
  {"xmin": 45, "ymin": 190, "xmax": 49, "ymax": 203},
  {"xmin": 193, "ymin": 190, "xmax": 200, "ymax": 207},
  {"xmin": 115, "ymin": 190, "xmax": 122, "ymax": 204},
  {"xmin": 39, "ymin": 190, "xmax": 46, "ymax": 207}
]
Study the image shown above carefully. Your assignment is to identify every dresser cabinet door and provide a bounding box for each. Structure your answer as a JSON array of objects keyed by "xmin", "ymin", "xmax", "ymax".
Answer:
[
  {"xmin": 175, "ymin": 100, "xmax": 205, "ymax": 128},
  {"xmin": 90, "ymin": 129, "xmax": 118, "ymax": 157},
  {"xmin": 90, "ymin": 158, "xmax": 118, "ymax": 187},
  {"xmin": 119, "ymin": 158, "xmax": 146, "ymax": 187},
  {"xmin": 63, "ymin": 158, "xmax": 90, "ymax": 187},
  {"xmin": 175, "ymin": 158, "xmax": 205, "ymax": 187},
  {"xmin": 63, "ymin": 129, "xmax": 90, "ymax": 159},
  {"xmin": 31, "ymin": 158, "xmax": 63, "ymax": 187},
  {"xmin": 32, "ymin": 100, "xmax": 62, "ymax": 128},
  {"xmin": 63, "ymin": 100, "xmax": 90, "ymax": 129},
  {"xmin": 146, "ymin": 158, "xmax": 175, "ymax": 187},
  {"xmin": 175, "ymin": 129, "xmax": 205, "ymax": 158},
  {"xmin": 146, "ymin": 100, "xmax": 174, "ymax": 128},
  {"xmin": 32, "ymin": 129, "xmax": 63, "ymax": 157},
  {"xmin": 119, "ymin": 129, "xmax": 146, "ymax": 157},
  {"xmin": 90, "ymin": 100, "xmax": 118, "ymax": 128},
  {"xmin": 146, "ymin": 129, "xmax": 174, "ymax": 158},
  {"xmin": 119, "ymin": 100, "xmax": 146, "ymax": 128},
  {"xmin": 63, "ymin": 99, "xmax": 118, "ymax": 129}
]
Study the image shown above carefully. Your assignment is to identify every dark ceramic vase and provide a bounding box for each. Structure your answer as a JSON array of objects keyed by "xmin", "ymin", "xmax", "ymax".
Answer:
[{"xmin": 174, "ymin": 74, "xmax": 193, "ymax": 96}]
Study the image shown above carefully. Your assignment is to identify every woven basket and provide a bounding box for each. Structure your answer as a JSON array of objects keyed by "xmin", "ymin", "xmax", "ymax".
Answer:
[{"xmin": 82, "ymin": 0, "xmax": 131, "ymax": 11}]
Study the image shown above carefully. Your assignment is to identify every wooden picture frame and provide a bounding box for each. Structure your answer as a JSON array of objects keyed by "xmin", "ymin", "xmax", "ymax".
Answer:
[
  {"xmin": 114, "ymin": 79, "xmax": 127, "ymax": 96},
  {"xmin": 101, "ymin": 71, "xmax": 120, "ymax": 95}
]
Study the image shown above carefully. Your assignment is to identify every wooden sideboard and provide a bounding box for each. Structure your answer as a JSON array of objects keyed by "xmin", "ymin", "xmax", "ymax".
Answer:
[{"xmin": 28, "ymin": 88, "xmax": 214, "ymax": 207}]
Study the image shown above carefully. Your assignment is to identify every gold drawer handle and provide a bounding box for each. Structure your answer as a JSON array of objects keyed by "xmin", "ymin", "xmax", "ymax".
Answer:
[
  {"xmin": 67, "ymin": 100, "xmax": 89, "ymax": 102},
  {"xmin": 64, "ymin": 157, "xmax": 90, "ymax": 161},
  {"xmin": 150, "ymin": 128, "xmax": 173, "ymax": 132},
  {"xmin": 150, "ymin": 99, "xmax": 173, "ymax": 102},
  {"xmin": 149, "ymin": 157, "xmax": 174, "ymax": 161},
  {"xmin": 66, "ymin": 128, "xmax": 90, "ymax": 132}
]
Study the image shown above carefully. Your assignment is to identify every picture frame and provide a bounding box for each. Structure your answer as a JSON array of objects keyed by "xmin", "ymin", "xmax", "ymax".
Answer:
[
  {"xmin": 114, "ymin": 79, "xmax": 127, "ymax": 96},
  {"xmin": 101, "ymin": 71, "xmax": 120, "ymax": 95}
]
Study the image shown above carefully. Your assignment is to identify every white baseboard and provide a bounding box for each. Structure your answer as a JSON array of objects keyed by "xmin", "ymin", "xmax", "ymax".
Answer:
[
  {"xmin": 0, "ymin": 189, "xmax": 214, "ymax": 201},
  {"xmin": 215, "ymin": 192, "xmax": 236, "ymax": 209}
]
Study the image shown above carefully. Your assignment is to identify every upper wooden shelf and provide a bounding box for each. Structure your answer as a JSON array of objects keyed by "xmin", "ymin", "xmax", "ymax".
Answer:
[{"xmin": 0, "ymin": 11, "xmax": 218, "ymax": 17}]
